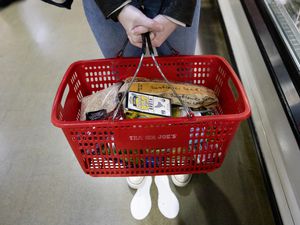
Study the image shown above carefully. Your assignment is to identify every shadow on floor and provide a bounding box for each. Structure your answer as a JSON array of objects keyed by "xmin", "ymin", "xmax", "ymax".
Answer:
[{"xmin": 192, "ymin": 174, "xmax": 241, "ymax": 225}]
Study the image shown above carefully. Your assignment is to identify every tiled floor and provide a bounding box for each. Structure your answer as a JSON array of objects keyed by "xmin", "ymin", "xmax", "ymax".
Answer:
[{"xmin": 0, "ymin": 0, "xmax": 276, "ymax": 224}]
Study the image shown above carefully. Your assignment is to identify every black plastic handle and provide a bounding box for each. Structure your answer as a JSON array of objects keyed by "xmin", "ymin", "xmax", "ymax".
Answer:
[{"xmin": 142, "ymin": 32, "xmax": 154, "ymax": 55}]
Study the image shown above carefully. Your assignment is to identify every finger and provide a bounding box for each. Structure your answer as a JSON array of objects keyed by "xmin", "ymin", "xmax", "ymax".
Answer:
[
  {"xmin": 132, "ymin": 42, "xmax": 143, "ymax": 48},
  {"xmin": 128, "ymin": 36, "xmax": 143, "ymax": 48},
  {"xmin": 130, "ymin": 34, "xmax": 143, "ymax": 44},
  {"xmin": 151, "ymin": 21, "xmax": 164, "ymax": 32},
  {"xmin": 132, "ymin": 26, "xmax": 149, "ymax": 36},
  {"xmin": 151, "ymin": 38, "xmax": 163, "ymax": 48},
  {"xmin": 141, "ymin": 17, "xmax": 163, "ymax": 32},
  {"xmin": 132, "ymin": 28, "xmax": 156, "ymax": 45},
  {"xmin": 149, "ymin": 32, "xmax": 155, "ymax": 41},
  {"xmin": 129, "ymin": 40, "xmax": 142, "ymax": 48}
]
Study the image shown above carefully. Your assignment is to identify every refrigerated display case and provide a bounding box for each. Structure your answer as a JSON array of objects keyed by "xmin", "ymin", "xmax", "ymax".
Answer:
[
  {"xmin": 217, "ymin": 0, "xmax": 300, "ymax": 224},
  {"xmin": 265, "ymin": 0, "xmax": 300, "ymax": 72},
  {"xmin": 244, "ymin": 0, "xmax": 300, "ymax": 145}
]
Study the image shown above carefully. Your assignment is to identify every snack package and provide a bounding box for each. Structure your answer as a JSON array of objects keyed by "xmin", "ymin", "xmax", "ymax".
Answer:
[
  {"xmin": 80, "ymin": 82, "xmax": 123, "ymax": 121},
  {"xmin": 119, "ymin": 78, "xmax": 218, "ymax": 109},
  {"xmin": 126, "ymin": 92, "xmax": 171, "ymax": 117}
]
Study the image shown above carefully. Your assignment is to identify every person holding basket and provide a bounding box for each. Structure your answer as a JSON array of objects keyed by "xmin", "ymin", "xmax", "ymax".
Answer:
[
  {"xmin": 82, "ymin": 0, "xmax": 200, "ymax": 189},
  {"xmin": 84, "ymin": 0, "xmax": 201, "ymax": 220},
  {"xmin": 43, "ymin": 0, "xmax": 201, "ymax": 220}
]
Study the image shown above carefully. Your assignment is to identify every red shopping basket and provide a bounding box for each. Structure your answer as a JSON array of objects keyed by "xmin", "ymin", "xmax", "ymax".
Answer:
[{"xmin": 51, "ymin": 55, "xmax": 250, "ymax": 177}]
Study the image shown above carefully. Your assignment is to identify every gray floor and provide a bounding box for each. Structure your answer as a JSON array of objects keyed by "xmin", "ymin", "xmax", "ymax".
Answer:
[{"xmin": 0, "ymin": 0, "xmax": 276, "ymax": 225}]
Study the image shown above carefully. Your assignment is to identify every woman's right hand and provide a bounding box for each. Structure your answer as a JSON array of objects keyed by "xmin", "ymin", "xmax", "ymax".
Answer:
[{"xmin": 118, "ymin": 5, "xmax": 162, "ymax": 48}]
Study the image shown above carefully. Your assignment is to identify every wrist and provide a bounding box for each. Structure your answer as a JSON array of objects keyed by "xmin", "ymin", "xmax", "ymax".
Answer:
[
  {"xmin": 154, "ymin": 15, "xmax": 178, "ymax": 31},
  {"xmin": 117, "ymin": 4, "xmax": 134, "ymax": 23},
  {"xmin": 163, "ymin": 15, "xmax": 186, "ymax": 27},
  {"xmin": 109, "ymin": 0, "xmax": 131, "ymax": 22}
]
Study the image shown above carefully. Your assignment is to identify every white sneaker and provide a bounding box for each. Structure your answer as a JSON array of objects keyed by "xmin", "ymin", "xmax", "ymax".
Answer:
[
  {"xmin": 171, "ymin": 174, "xmax": 192, "ymax": 187},
  {"xmin": 155, "ymin": 176, "xmax": 179, "ymax": 219},
  {"xmin": 130, "ymin": 176, "xmax": 152, "ymax": 220},
  {"xmin": 126, "ymin": 176, "xmax": 145, "ymax": 189}
]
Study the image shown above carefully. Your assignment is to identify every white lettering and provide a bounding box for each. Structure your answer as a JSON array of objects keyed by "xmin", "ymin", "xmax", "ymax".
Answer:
[{"xmin": 129, "ymin": 136, "xmax": 143, "ymax": 141}]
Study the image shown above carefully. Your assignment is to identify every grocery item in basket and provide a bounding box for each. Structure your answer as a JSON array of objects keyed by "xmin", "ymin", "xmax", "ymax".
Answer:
[
  {"xmin": 172, "ymin": 107, "xmax": 218, "ymax": 117},
  {"xmin": 120, "ymin": 79, "xmax": 218, "ymax": 109},
  {"xmin": 125, "ymin": 110, "xmax": 163, "ymax": 119},
  {"xmin": 86, "ymin": 109, "xmax": 107, "ymax": 121},
  {"xmin": 126, "ymin": 92, "xmax": 171, "ymax": 117},
  {"xmin": 80, "ymin": 82, "xmax": 123, "ymax": 121}
]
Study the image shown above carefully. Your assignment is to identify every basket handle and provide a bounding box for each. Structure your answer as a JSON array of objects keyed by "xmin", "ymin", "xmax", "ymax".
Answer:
[
  {"xmin": 112, "ymin": 33, "xmax": 193, "ymax": 121},
  {"xmin": 144, "ymin": 33, "xmax": 193, "ymax": 118},
  {"xmin": 51, "ymin": 65, "xmax": 72, "ymax": 126},
  {"xmin": 112, "ymin": 48, "xmax": 145, "ymax": 121},
  {"xmin": 116, "ymin": 38, "xmax": 179, "ymax": 57}
]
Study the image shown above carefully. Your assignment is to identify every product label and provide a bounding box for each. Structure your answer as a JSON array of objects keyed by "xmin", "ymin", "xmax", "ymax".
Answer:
[
  {"xmin": 126, "ymin": 92, "xmax": 171, "ymax": 117},
  {"xmin": 86, "ymin": 109, "xmax": 107, "ymax": 121}
]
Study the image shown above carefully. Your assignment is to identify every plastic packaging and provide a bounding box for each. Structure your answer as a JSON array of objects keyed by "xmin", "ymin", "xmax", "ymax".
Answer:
[{"xmin": 80, "ymin": 82, "xmax": 122, "ymax": 121}]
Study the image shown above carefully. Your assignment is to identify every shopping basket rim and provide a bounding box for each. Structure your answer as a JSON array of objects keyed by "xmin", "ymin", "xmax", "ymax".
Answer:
[
  {"xmin": 51, "ymin": 54, "xmax": 251, "ymax": 129},
  {"xmin": 51, "ymin": 112, "xmax": 250, "ymax": 129}
]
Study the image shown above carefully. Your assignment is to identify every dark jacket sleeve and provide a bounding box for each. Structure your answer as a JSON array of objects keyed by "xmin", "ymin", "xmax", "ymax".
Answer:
[
  {"xmin": 41, "ymin": 0, "xmax": 73, "ymax": 9},
  {"xmin": 94, "ymin": 0, "xmax": 128, "ymax": 20},
  {"xmin": 160, "ymin": 0, "xmax": 197, "ymax": 27}
]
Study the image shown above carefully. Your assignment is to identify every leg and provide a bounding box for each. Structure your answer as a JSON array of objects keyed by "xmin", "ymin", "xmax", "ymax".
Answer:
[
  {"xmin": 82, "ymin": 0, "xmax": 141, "ymax": 58},
  {"xmin": 157, "ymin": 0, "xmax": 201, "ymax": 56},
  {"xmin": 142, "ymin": 0, "xmax": 200, "ymax": 187}
]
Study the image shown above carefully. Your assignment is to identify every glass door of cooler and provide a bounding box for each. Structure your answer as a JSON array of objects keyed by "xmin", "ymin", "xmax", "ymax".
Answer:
[
  {"xmin": 244, "ymin": 0, "xmax": 300, "ymax": 145},
  {"xmin": 263, "ymin": 0, "xmax": 300, "ymax": 71}
]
